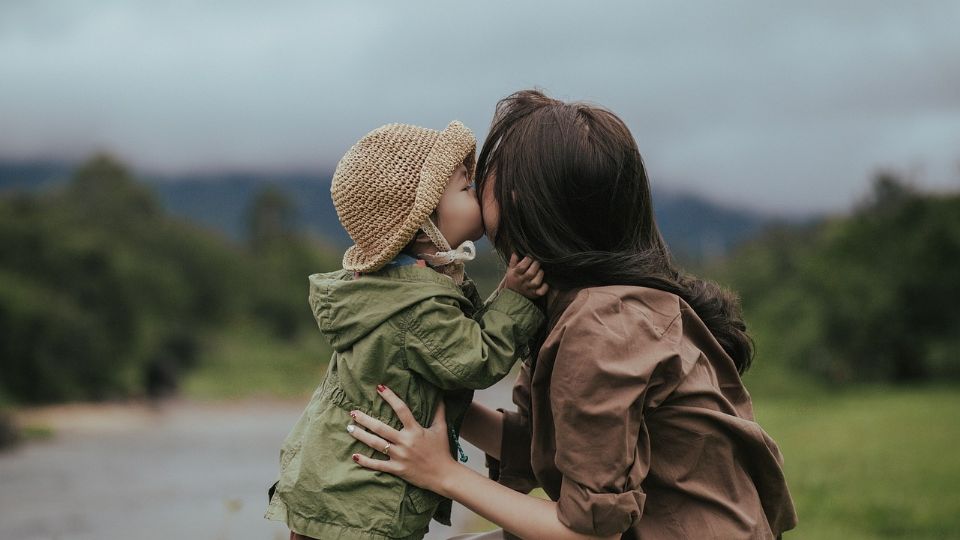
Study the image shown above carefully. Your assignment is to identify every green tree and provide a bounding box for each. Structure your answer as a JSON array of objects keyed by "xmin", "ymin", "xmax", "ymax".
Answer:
[
  {"xmin": 246, "ymin": 185, "xmax": 299, "ymax": 252},
  {"xmin": 715, "ymin": 172, "xmax": 960, "ymax": 384},
  {"xmin": 0, "ymin": 154, "xmax": 343, "ymax": 404}
]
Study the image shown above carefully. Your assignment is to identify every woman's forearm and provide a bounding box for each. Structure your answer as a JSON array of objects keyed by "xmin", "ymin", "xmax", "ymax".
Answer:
[
  {"xmin": 438, "ymin": 463, "xmax": 618, "ymax": 540},
  {"xmin": 459, "ymin": 401, "xmax": 503, "ymax": 459}
]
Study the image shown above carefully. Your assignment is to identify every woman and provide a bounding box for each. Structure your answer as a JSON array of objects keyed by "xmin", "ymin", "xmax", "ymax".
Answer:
[{"xmin": 345, "ymin": 90, "xmax": 798, "ymax": 539}]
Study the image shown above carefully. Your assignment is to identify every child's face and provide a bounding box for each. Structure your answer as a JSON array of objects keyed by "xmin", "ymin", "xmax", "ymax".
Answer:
[{"xmin": 435, "ymin": 162, "xmax": 484, "ymax": 247}]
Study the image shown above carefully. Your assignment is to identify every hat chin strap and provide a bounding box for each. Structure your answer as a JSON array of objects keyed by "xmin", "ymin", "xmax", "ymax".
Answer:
[{"xmin": 418, "ymin": 217, "xmax": 476, "ymax": 284}]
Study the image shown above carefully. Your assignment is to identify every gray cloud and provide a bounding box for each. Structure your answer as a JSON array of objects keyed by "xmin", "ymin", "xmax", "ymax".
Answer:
[{"xmin": 1, "ymin": 0, "xmax": 958, "ymax": 214}]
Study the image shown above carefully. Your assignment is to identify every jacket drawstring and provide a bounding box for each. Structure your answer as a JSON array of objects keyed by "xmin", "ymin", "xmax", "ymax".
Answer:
[{"xmin": 449, "ymin": 425, "xmax": 468, "ymax": 463}]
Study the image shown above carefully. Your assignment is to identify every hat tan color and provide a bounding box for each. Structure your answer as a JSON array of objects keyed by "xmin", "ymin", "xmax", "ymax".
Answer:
[{"xmin": 331, "ymin": 120, "xmax": 476, "ymax": 273}]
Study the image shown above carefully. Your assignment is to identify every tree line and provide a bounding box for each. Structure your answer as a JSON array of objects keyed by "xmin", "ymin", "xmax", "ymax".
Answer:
[
  {"xmin": 1, "ymin": 156, "xmax": 957, "ymax": 407},
  {"xmin": 0, "ymin": 154, "xmax": 339, "ymax": 404},
  {"xmin": 713, "ymin": 173, "xmax": 960, "ymax": 384}
]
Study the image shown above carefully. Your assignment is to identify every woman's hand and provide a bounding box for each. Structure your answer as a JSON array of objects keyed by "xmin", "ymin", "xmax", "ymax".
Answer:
[
  {"xmin": 346, "ymin": 384, "xmax": 458, "ymax": 494},
  {"xmin": 347, "ymin": 385, "xmax": 619, "ymax": 540}
]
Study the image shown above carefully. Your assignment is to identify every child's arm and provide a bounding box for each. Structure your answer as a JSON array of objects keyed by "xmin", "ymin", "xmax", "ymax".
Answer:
[{"xmin": 399, "ymin": 276, "xmax": 545, "ymax": 391}]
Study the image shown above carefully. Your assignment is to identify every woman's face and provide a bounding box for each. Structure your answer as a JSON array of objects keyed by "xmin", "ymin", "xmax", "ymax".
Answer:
[
  {"xmin": 435, "ymin": 163, "xmax": 484, "ymax": 247},
  {"xmin": 479, "ymin": 173, "xmax": 500, "ymax": 242}
]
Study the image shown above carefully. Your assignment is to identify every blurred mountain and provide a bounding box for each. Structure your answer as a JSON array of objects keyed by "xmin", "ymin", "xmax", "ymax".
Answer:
[
  {"xmin": 146, "ymin": 171, "xmax": 351, "ymax": 246},
  {"xmin": 652, "ymin": 186, "xmax": 777, "ymax": 262},
  {"xmin": 0, "ymin": 159, "xmax": 797, "ymax": 261},
  {"xmin": 0, "ymin": 160, "xmax": 72, "ymax": 191}
]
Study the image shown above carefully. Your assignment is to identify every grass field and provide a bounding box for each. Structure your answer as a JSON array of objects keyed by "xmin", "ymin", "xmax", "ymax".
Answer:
[
  {"xmin": 181, "ymin": 320, "xmax": 332, "ymax": 401},
  {"xmin": 186, "ymin": 326, "xmax": 960, "ymax": 538},
  {"xmin": 754, "ymin": 386, "xmax": 960, "ymax": 539}
]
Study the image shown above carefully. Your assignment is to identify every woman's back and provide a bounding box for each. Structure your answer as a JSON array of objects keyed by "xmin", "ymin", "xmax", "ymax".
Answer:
[{"xmin": 490, "ymin": 285, "xmax": 797, "ymax": 539}]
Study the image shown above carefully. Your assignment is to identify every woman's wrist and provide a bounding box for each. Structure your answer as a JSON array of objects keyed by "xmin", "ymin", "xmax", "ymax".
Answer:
[
  {"xmin": 436, "ymin": 460, "xmax": 472, "ymax": 499},
  {"xmin": 433, "ymin": 461, "xmax": 601, "ymax": 540}
]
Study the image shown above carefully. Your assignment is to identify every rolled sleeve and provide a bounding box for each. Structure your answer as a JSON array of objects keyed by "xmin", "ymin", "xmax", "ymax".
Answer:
[
  {"xmin": 557, "ymin": 475, "xmax": 645, "ymax": 535},
  {"xmin": 550, "ymin": 291, "xmax": 681, "ymax": 536}
]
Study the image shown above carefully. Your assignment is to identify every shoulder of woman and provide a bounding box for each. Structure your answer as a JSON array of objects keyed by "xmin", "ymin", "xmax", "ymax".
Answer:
[
  {"xmin": 556, "ymin": 285, "xmax": 683, "ymax": 344},
  {"xmin": 547, "ymin": 286, "xmax": 688, "ymax": 409}
]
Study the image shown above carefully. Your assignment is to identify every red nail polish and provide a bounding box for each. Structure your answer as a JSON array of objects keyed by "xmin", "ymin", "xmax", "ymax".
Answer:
[
  {"xmin": 350, "ymin": 411, "xmax": 357, "ymax": 419},
  {"xmin": 352, "ymin": 454, "xmax": 360, "ymax": 462},
  {"xmin": 377, "ymin": 384, "xmax": 386, "ymax": 393}
]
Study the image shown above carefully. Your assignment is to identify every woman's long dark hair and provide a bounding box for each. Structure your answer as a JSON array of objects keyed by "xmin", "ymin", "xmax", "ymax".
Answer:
[{"xmin": 476, "ymin": 89, "xmax": 753, "ymax": 374}]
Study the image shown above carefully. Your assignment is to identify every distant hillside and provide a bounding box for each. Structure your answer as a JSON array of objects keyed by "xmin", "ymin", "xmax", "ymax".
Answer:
[
  {"xmin": 652, "ymin": 187, "xmax": 773, "ymax": 262},
  {"xmin": 0, "ymin": 160, "xmax": 72, "ymax": 192},
  {"xmin": 146, "ymin": 171, "xmax": 351, "ymax": 246},
  {"xmin": 0, "ymin": 159, "xmax": 792, "ymax": 261}
]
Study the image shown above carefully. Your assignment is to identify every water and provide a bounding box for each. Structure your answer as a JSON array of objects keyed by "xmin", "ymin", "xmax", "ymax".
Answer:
[{"xmin": 0, "ymin": 378, "xmax": 517, "ymax": 540}]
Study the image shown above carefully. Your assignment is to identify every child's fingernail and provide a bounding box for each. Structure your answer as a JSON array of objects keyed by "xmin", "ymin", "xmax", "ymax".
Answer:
[
  {"xmin": 352, "ymin": 454, "xmax": 360, "ymax": 462},
  {"xmin": 346, "ymin": 424, "xmax": 355, "ymax": 433},
  {"xmin": 350, "ymin": 411, "xmax": 357, "ymax": 419},
  {"xmin": 377, "ymin": 384, "xmax": 386, "ymax": 393}
]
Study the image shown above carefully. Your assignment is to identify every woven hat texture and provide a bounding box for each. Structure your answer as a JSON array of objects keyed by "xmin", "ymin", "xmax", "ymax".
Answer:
[{"xmin": 331, "ymin": 120, "xmax": 476, "ymax": 272}]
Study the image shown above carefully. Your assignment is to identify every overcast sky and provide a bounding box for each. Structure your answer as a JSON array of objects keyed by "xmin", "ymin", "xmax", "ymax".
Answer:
[{"xmin": 1, "ymin": 0, "xmax": 958, "ymax": 214}]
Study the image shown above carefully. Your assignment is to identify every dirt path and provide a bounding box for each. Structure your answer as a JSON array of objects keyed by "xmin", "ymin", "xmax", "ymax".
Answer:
[{"xmin": 0, "ymin": 374, "xmax": 518, "ymax": 540}]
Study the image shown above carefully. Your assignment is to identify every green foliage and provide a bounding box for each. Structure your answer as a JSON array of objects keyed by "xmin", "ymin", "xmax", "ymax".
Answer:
[
  {"xmin": 0, "ymin": 154, "xmax": 341, "ymax": 404},
  {"xmin": 713, "ymin": 173, "xmax": 960, "ymax": 384},
  {"xmin": 246, "ymin": 184, "xmax": 299, "ymax": 252},
  {"xmin": 244, "ymin": 187, "xmax": 341, "ymax": 340},
  {"xmin": 0, "ymin": 269, "xmax": 132, "ymax": 401}
]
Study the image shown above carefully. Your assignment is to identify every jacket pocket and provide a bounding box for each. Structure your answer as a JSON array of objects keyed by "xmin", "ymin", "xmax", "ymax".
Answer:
[
  {"xmin": 396, "ymin": 484, "xmax": 443, "ymax": 538},
  {"xmin": 403, "ymin": 483, "xmax": 443, "ymax": 515},
  {"xmin": 279, "ymin": 439, "xmax": 302, "ymax": 472},
  {"xmin": 274, "ymin": 438, "xmax": 303, "ymax": 496}
]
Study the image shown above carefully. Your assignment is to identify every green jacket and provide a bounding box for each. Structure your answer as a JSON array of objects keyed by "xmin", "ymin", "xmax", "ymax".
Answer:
[{"xmin": 264, "ymin": 264, "xmax": 545, "ymax": 539}]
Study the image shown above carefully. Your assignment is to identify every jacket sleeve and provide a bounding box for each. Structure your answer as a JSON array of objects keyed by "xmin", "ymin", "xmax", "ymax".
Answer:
[
  {"xmin": 401, "ymin": 288, "xmax": 545, "ymax": 390},
  {"xmin": 549, "ymin": 291, "xmax": 682, "ymax": 537}
]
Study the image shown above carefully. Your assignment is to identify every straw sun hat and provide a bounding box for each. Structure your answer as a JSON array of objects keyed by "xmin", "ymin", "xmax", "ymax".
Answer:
[{"xmin": 331, "ymin": 120, "xmax": 477, "ymax": 274}]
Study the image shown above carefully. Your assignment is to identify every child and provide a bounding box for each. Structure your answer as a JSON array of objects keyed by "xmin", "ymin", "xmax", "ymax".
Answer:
[{"xmin": 264, "ymin": 121, "xmax": 547, "ymax": 539}]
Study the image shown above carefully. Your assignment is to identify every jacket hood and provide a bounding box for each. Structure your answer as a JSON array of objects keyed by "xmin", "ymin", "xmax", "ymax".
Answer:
[{"xmin": 308, "ymin": 267, "xmax": 470, "ymax": 352}]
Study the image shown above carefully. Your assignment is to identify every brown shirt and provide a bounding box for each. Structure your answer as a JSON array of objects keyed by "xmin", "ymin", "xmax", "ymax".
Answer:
[{"xmin": 486, "ymin": 285, "xmax": 798, "ymax": 539}]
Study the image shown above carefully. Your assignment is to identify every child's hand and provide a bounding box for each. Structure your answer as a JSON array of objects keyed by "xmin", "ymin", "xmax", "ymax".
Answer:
[{"xmin": 501, "ymin": 254, "xmax": 549, "ymax": 299}]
